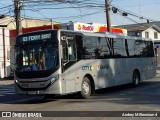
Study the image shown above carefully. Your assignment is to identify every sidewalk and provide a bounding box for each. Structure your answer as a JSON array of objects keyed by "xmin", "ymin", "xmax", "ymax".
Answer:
[
  {"xmin": 0, "ymin": 80, "xmax": 14, "ymax": 85},
  {"xmin": 156, "ymin": 73, "xmax": 160, "ymax": 78}
]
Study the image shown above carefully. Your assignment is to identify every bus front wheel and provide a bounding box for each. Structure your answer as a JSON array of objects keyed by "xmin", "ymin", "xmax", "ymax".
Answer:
[
  {"xmin": 80, "ymin": 77, "xmax": 91, "ymax": 99},
  {"xmin": 132, "ymin": 71, "xmax": 140, "ymax": 87}
]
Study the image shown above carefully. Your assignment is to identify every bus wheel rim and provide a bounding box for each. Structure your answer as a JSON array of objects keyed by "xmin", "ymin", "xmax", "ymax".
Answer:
[{"xmin": 82, "ymin": 81, "xmax": 90, "ymax": 95}]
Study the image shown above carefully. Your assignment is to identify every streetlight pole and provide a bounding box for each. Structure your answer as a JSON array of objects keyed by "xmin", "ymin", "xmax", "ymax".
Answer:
[
  {"xmin": 14, "ymin": 0, "xmax": 22, "ymax": 36},
  {"xmin": 105, "ymin": 0, "xmax": 111, "ymax": 32}
]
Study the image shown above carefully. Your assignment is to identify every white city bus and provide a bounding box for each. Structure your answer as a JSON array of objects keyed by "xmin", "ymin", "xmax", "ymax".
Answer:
[{"xmin": 14, "ymin": 29, "xmax": 156, "ymax": 98}]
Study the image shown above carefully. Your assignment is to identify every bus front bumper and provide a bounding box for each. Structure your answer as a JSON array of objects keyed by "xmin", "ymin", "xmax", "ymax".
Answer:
[{"xmin": 14, "ymin": 79, "xmax": 62, "ymax": 95}]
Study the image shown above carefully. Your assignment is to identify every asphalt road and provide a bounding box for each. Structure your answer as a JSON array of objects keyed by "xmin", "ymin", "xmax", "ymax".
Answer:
[{"xmin": 0, "ymin": 77, "xmax": 160, "ymax": 120}]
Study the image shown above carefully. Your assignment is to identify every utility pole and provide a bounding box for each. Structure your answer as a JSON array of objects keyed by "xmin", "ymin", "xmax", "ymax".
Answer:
[
  {"xmin": 2, "ymin": 28, "xmax": 6, "ymax": 78},
  {"xmin": 105, "ymin": 0, "xmax": 111, "ymax": 32},
  {"xmin": 14, "ymin": 0, "xmax": 22, "ymax": 36},
  {"xmin": 51, "ymin": 19, "xmax": 54, "ymax": 29}
]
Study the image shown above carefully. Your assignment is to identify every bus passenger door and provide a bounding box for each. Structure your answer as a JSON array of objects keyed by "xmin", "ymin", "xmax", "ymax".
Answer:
[{"xmin": 61, "ymin": 38, "xmax": 77, "ymax": 93}]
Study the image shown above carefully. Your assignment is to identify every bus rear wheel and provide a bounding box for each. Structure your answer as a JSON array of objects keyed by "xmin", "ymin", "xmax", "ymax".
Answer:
[
  {"xmin": 132, "ymin": 71, "xmax": 140, "ymax": 87},
  {"xmin": 80, "ymin": 77, "xmax": 91, "ymax": 99}
]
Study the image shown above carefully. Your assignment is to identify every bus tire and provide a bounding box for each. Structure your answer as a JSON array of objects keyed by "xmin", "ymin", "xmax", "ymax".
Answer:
[
  {"xmin": 132, "ymin": 70, "xmax": 140, "ymax": 87},
  {"xmin": 80, "ymin": 77, "xmax": 91, "ymax": 99}
]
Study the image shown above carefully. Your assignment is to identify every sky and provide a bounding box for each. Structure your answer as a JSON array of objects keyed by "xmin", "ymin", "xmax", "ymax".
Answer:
[{"xmin": 0, "ymin": 0, "xmax": 160, "ymax": 25}]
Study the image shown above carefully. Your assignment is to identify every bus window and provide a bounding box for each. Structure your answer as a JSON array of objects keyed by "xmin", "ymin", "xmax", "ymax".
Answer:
[
  {"xmin": 134, "ymin": 40, "xmax": 144, "ymax": 57},
  {"xmin": 76, "ymin": 35, "xmax": 84, "ymax": 60},
  {"xmin": 83, "ymin": 36, "xmax": 94, "ymax": 59},
  {"xmin": 96, "ymin": 37, "xmax": 111, "ymax": 59},
  {"xmin": 126, "ymin": 39, "xmax": 135, "ymax": 57},
  {"xmin": 113, "ymin": 38, "xmax": 124, "ymax": 58},
  {"xmin": 83, "ymin": 36, "xmax": 112, "ymax": 59},
  {"xmin": 62, "ymin": 40, "xmax": 76, "ymax": 63},
  {"xmin": 142, "ymin": 41, "xmax": 154, "ymax": 57}
]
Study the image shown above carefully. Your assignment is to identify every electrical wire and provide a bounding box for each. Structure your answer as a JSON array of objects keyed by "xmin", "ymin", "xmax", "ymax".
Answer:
[
  {"xmin": 0, "ymin": 0, "xmax": 159, "ymax": 27},
  {"xmin": 111, "ymin": 5, "xmax": 159, "ymax": 22}
]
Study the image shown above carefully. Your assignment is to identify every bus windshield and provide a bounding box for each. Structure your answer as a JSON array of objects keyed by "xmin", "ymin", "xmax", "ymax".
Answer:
[{"xmin": 15, "ymin": 31, "xmax": 59, "ymax": 78}]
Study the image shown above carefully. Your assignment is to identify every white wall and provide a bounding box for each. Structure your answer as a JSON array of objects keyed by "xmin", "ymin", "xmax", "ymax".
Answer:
[
  {"xmin": 0, "ymin": 28, "xmax": 10, "ymax": 78},
  {"xmin": 142, "ymin": 27, "xmax": 160, "ymax": 41}
]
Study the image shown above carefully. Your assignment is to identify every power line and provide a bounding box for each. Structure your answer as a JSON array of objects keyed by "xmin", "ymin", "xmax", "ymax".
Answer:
[
  {"xmin": 111, "ymin": 5, "xmax": 159, "ymax": 23},
  {"xmin": 1, "ymin": 0, "xmax": 159, "ymax": 27},
  {"xmin": 22, "ymin": 5, "xmax": 104, "ymax": 10},
  {"xmin": 22, "ymin": 9, "xmax": 104, "ymax": 21},
  {"xmin": 20, "ymin": 0, "xmax": 106, "ymax": 22}
]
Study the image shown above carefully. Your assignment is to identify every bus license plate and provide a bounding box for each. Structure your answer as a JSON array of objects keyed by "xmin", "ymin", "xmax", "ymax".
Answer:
[{"xmin": 28, "ymin": 91, "xmax": 37, "ymax": 95}]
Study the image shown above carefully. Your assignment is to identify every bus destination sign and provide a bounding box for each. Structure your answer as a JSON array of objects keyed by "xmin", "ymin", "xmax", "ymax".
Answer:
[{"xmin": 21, "ymin": 33, "xmax": 52, "ymax": 42}]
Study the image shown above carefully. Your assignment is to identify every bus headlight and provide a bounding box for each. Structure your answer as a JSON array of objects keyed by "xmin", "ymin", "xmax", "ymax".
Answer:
[
  {"xmin": 15, "ymin": 80, "xmax": 18, "ymax": 83},
  {"xmin": 51, "ymin": 75, "xmax": 59, "ymax": 84}
]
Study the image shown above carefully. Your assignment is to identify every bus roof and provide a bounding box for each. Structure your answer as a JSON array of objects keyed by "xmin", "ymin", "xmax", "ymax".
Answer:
[
  {"xmin": 81, "ymin": 31, "xmax": 152, "ymax": 41},
  {"xmin": 17, "ymin": 29, "xmax": 152, "ymax": 42}
]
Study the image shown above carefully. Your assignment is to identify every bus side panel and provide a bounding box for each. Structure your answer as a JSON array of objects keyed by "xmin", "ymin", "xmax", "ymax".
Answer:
[
  {"xmin": 98, "ymin": 59, "xmax": 115, "ymax": 88},
  {"xmin": 126, "ymin": 58, "xmax": 142, "ymax": 83},
  {"xmin": 114, "ymin": 59, "xmax": 127, "ymax": 86},
  {"xmin": 61, "ymin": 60, "xmax": 99, "ymax": 94},
  {"xmin": 141, "ymin": 57, "xmax": 156, "ymax": 80},
  {"xmin": 126, "ymin": 57, "xmax": 156, "ymax": 83},
  {"xmin": 61, "ymin": 59, "xmax": 118, "ymax": 93},
  {"xmin": 61, "ymin": 68, "xmax": 77, "ymax": 94}
]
